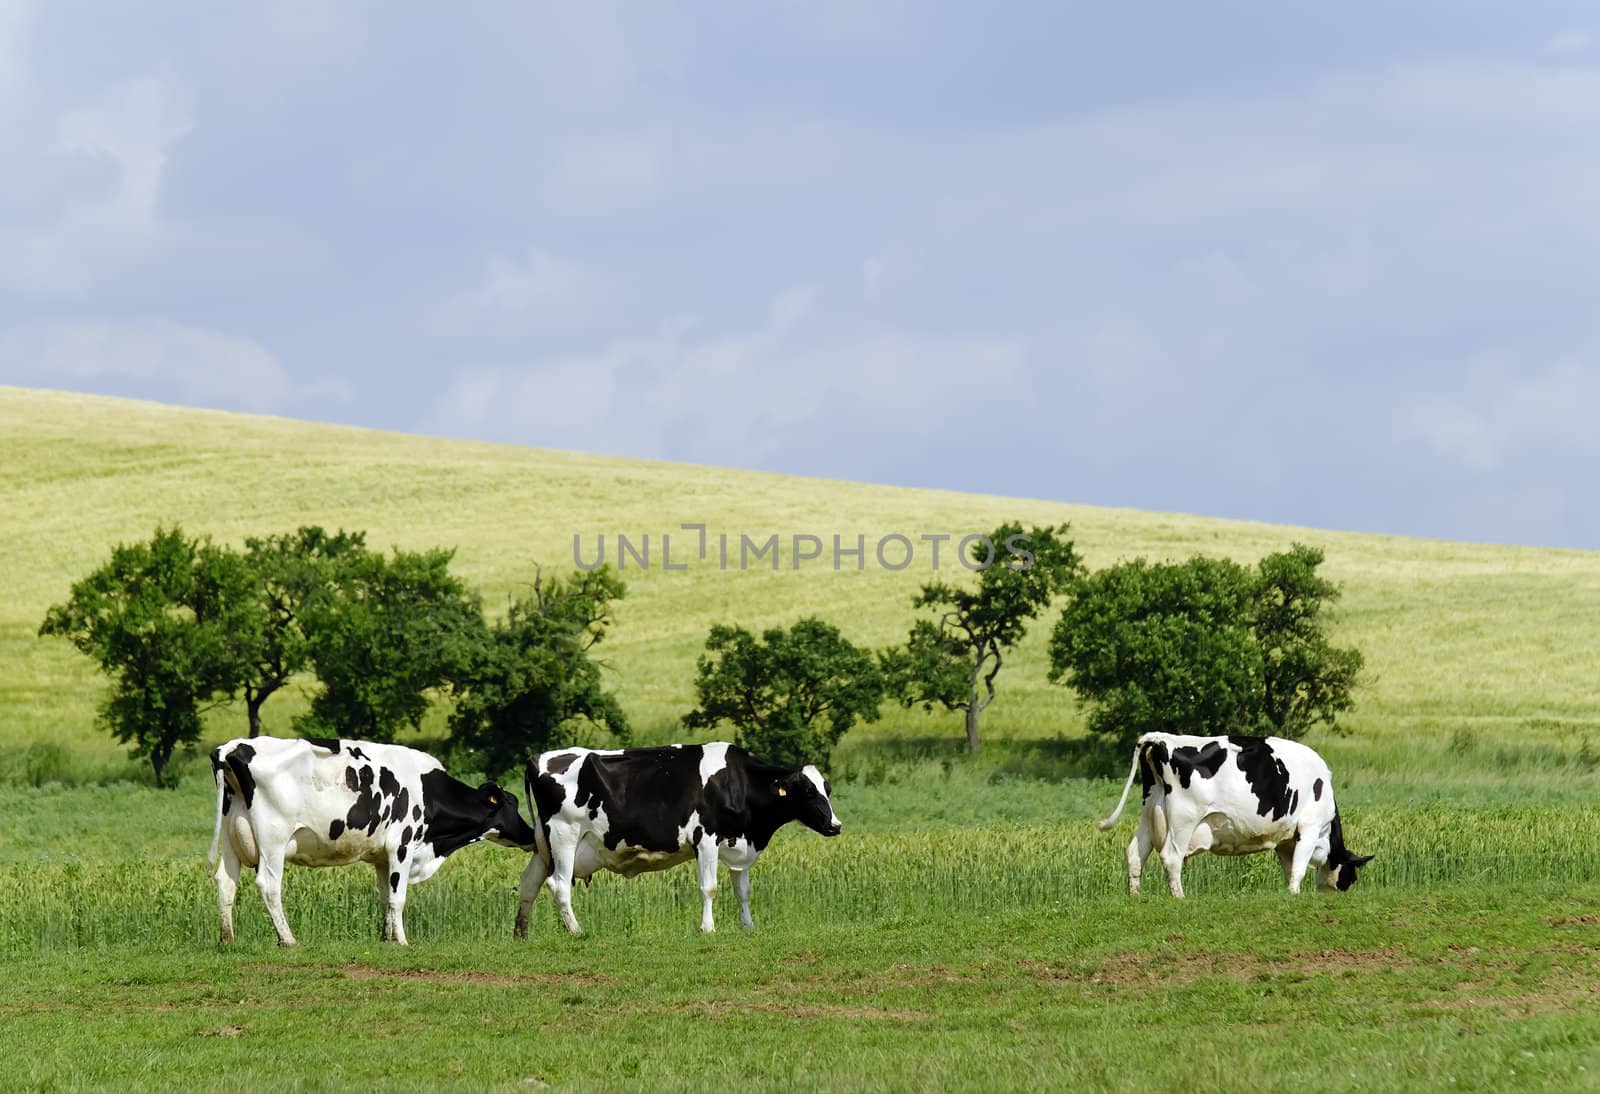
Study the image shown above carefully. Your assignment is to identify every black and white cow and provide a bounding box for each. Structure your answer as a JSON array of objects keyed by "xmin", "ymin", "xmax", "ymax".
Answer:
[
  {"xmin": 1098, "ymin": 732, "xmax": 1372, "ymax": 897},
  {"xmin": 514, "ymin": 742, "xmax": 842, "ymax": 936},
  {"xmin": 208, "ymin": 735, "xmax": 537, "ymax": 945}
]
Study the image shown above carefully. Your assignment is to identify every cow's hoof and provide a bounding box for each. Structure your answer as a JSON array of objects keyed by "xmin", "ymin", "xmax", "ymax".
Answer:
[{"xmin": 277, "ymin": 939, "xmax": 299, "ymax": 948}]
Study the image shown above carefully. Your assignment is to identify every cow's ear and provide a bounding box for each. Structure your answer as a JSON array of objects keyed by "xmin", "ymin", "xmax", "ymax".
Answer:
[{"xmin": 1349, "ymin": 853, "xmax": 1374, "ymax": 866}]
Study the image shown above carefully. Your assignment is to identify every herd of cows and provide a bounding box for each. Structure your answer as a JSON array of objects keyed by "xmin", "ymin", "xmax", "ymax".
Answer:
[{"xmin": 207, "ymin": 732, "xmax": 1370, "ymax": 945}]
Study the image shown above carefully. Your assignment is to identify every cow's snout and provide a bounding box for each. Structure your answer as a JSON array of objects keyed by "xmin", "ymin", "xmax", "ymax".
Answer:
[{"xmin": 825, "ymin": 821, "xmax": 842, "ymax": 837}]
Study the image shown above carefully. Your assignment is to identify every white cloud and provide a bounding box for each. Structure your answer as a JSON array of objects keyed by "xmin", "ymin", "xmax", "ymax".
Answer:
[
  {"xmin": 426, "ymin": 252, "xmax": 613, "ymax": 337},
  {"xmin": 0, "ymin": 319, "xmax": 351, "ymax": 412},
  {"xmin": 1407, "ymin": 361, "xmax": 1600, "ymax": 471},
  {"xmin": 424, "ymin": 288, "xmax": 1023, "ymax": 460},
  {"xmin": 3, "ymin": 75, "xmax": 191, "ymax": 295}
]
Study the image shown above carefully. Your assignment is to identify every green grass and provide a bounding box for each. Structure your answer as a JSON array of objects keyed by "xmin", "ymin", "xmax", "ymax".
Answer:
[{"xmin": 4, "ymin": 886, "xmax": 1600, "ymax": 1091}]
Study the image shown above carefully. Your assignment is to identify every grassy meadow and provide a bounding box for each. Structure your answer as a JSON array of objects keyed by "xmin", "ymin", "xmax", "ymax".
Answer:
[{"xmin": 3, "ymin": 384, "xmax": 1600, "ymax": 1090}]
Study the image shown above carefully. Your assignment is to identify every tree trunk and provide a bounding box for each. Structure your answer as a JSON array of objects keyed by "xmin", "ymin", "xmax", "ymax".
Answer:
[
  {"xmin": 151, "ymin": 749, "xmax": 168, "ymax": 789},
  {"xmin": 247, "ymin": 696, "xmax": 263, "ymax": 739},
  {"xmin": 965, "ymin": 700, "xmax": 981, "ymax": 754}
]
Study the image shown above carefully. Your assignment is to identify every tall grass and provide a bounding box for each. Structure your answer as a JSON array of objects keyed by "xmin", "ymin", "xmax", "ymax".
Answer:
[{"xmin": 6, "ymin": 806, "xmax": 1596, "ymax": 954}]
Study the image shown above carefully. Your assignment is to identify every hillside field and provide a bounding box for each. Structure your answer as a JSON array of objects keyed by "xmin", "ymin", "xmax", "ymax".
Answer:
[{"xmin": 3, "ymin": 385, "xmax": 1599, "ymax": 1091}]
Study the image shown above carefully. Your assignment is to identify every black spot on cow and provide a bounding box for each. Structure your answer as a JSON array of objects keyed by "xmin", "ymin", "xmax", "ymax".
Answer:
[
  {"xmin": 329, "ymin": 819, "xmax": 345, "ymax": 840},
  {"xmin": 379, "ymin": 766, "xmax": 400, "ymax": 802},
  {"xmin": 401, "ymin": 826, "xmax": 413, "ymax": 847},
  {"xmin": 1169, "ymin": 741, "xmax": 1229, "ymax": 788},
  {"xmin": 346, "ymin": 765, "xmax": 381, "ymax": 836},
  {"xmin": 224, "ymin": 743, "xmax": 258, "ymax": 809},
  {"xmin": 1312, "ymin": 778, "xmax": 1324, "ymax": 801},
  {"xmin": 692, "ymin": 825, "xmax": 704, "ymax": 845},
  {"xmin": 210, "ymin": 747, "xmax": 235, "ymax": 815},
  {"xmin": 304, "ymin": 736, "xmax": 340, "ymax": 754},
  {"xmin": 390, "ymin": 871, "xmax": 400, "ymax": 893},
  {"xmin": 1229, "ymin": 735, "xmax": 1296, "ymax": 820},
  {"xmin": 1140, "ymin": 740, "xmax": 1170, "ymax": 801},
  {"xmin": 391, "ymin": 787, "xmax": 411, "ymax": 830},
  {"xmin": 345, "ymin": 766, "xmax": 360, "ymax": 793},
  {"xmin": 348, "ymin": 746, "xmax": 370, "ymax": 761},
  {"xmin": 545, "ymin": 752, "xmax": 579, "ymax": 775},
  {"xmin": 397, "ymin": 845, "xmax": 407, "ymax": 863}
]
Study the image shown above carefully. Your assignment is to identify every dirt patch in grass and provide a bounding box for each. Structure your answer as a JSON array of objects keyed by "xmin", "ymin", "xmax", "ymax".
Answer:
[
  {"xmin": 1546, "ymin": 914, "xmax": 1600, "ymax": 928},
  {"xmin": 337, "ymin": 963, "xmax": 616, "ymax": 988},
  {"xmin": 1030, "ymin": 948, "xmax": 1416, "ymax": 986}
]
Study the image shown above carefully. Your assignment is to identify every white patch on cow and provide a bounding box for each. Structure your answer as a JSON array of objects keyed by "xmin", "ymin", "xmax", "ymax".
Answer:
[
  {"xmin": 699, "ymin": 741, "xmax": 731, "ymax": 785},
  {"xmin": 801, "ymin": 764, "xmax": 838, "ymax": 827}
]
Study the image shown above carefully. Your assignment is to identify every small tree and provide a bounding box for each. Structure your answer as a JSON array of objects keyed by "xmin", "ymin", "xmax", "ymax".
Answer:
[
  {"xmin": 235, "ymin": 526, "xmax": 369, "ymax": 738},
  {"xmin": 448, "ymin": 565, "xmax": 631, "ymax": 778},
  {"xmin": 882, "ymin": 522, "xmax": 1082, "ymax": 753},
  {"xmin": 39, "ymin": 526, "xmax": 255, "ymax": 786},
  {"xmin": 1253, "ymin": 544, "xmax": 1365, "ymax": 737},
  {"xmin": 1047, "ymin": 545, "xmax": 1363, "ymax": 763},
  {"xmin": 683, "ymin": 618, "xmax": 883, "ymax": 769},
  {"xmin": 296, "ymin": 546, "xmax": 482, "ymax": 742}
]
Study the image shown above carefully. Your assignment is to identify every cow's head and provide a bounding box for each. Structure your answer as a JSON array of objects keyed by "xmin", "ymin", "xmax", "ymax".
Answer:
[
  {"xmin": 477, "ymin": 782, "xmax": 539, "ymax": 849},
  {"xmin": 1318, "ymin": 849, "xmax": 1374, "ymax": 892},
  {"xmin": 781, "ymin": 765, "xmax": 842, "ymax": 837}
]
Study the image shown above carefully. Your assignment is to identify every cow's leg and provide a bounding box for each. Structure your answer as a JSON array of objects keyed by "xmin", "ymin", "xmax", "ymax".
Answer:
[
  {"xmin": 372, "ymin": 861, "xmax": 393, "ymax": 940},
  {"xmin": 1276, "ymin": 841, "xmax": 1297, "ymax": 887},
  {"xmin": 546, "ymin": 828, "xmax": 583, "ymax": 934},
  {"xmin": 384, "ymin": 858, "xmax": 411, "ymax": 945},
  {"xmin": 254, "ymin": 843, "xmax": 297, "ymax": 946},
  {"xmin": 514, "ymin": 853, "xmax": 549, "ymax": 939},
  {"xmin": 731, "ymin": 868, "xmax": 754, "ymax": 929},
  {"xmin": 214, "ymin": 833, "xmax": 241, "ymax": 944},
  {"xmin": 1159, "ymin": 825, "xmax": 1188, "ymax": 899},
  {"xmin": 696, "ymin": 842, "xmax": 720, "ymax": 933},
  {"xmin": 1286, "ymin": 833, "xmax": 1318, "ymax": 894},
  {"xmin": 1125, "ymin": 807, "xmax": 1155, "ymax": 896}
]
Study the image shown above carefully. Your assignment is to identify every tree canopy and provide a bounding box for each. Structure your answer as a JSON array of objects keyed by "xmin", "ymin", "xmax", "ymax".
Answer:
[
  {"xmin": 683, "ymin": 617, "xmax": 883, "ymax": 769},
  {"xmin": 1047, "ymin": 543, "xmax": 1363, "ymax": 764},
  {"xmin": 448, "ymin": 565, "xmax": 631, "ymax": 778},
  {"xmin": 882, "ymin": 522, "xmax": 1081, "ymax": 752}
]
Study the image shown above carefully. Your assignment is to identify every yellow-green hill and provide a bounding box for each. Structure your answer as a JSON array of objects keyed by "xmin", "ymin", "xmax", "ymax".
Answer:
[{"xmin": 4, "ymin": 384, "xmax": 1598, "ymax": 774}]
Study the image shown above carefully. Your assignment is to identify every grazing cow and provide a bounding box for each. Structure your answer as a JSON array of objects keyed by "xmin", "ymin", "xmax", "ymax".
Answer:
[
  {"xmin": 514, "ymin": 742, "xmax": 842, "ymax": 935},
  {"xmin": 1098, "ymin": 733, "xmax": 1372, "ymax": 897},
  {"xmin": 208, "ymin": 735, "xmax": 537, "ymax": 945}
]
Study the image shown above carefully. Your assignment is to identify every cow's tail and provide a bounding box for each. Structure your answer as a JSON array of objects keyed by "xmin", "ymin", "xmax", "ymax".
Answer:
[
  {"xmin": 1097, "ymin": 740, "xmax": 1145, "ymax": 830},
  {"xmin": 525, "ymin": 762, "xmax": 553, "ymax": 872},
  {"xmin": 207, "ymin": 746, "xmax": 228, "ymax": 869}
]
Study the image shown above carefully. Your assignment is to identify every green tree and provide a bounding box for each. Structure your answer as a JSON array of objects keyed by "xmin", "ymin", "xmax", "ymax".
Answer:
[
  {"xmin": 448, "ymin": 565, "xmax": 631, "ymax": 778},
  {"xmin": 39, "ymin": 526, "xmax": 254, "ymax": 786},
  {"xmin": 296, "ymin": 545, "xmax": 482, "ymax": 742},
  {"xmin": 235, "ymin": 526, "xmax": 369, "ymax": 738},
  {"xmin": 1253, "ymin": 544, "xmax": 1365, "ymax": 737},
  {"xmin": 882, "ymin": 522, "xmax": 1082, "ymax": 753},
  {"xmin": 1047, "ymin": 545, "xmax": 1363, "ymax": 762},
  {"xmin": 683, "ymin": 617, "xmax": 884, "ymax": 769}
]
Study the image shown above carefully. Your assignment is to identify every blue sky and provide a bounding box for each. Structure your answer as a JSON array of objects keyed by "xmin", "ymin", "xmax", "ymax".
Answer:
[{"xmin": 2, "ymin": 2, "xmax": 1598, "ymax": 548}]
